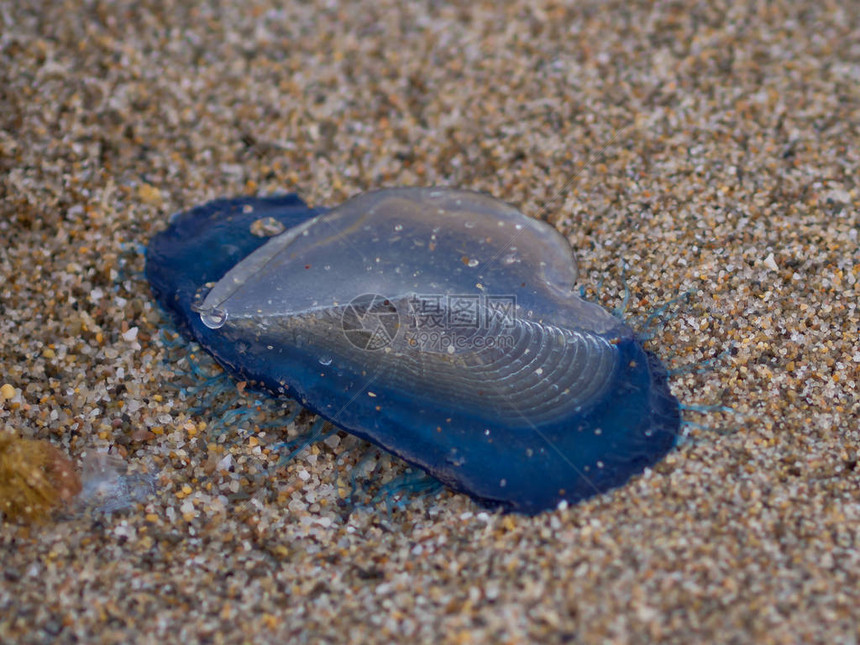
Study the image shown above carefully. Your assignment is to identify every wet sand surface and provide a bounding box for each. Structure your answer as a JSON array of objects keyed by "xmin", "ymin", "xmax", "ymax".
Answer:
[{"xmin": 1, "ymin": 1, "xmax": 858, "ymax": 643}]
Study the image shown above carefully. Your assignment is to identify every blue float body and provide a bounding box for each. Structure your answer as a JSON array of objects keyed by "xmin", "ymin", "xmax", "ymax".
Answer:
[{"xmin": 146, "ymin": 193, "xmax": 680, "ymax": 514}]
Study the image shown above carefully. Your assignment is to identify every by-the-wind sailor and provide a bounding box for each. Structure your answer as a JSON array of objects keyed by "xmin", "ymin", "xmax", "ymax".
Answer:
[{"xmin": 145, "ymin": 188, "xmax": 680, "ymax": 514}]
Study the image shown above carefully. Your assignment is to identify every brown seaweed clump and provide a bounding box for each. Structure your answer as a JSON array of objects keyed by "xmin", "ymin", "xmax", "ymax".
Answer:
[{"xmin": 0, "ymin": 432, "xmax": 82, "ymax": 522}]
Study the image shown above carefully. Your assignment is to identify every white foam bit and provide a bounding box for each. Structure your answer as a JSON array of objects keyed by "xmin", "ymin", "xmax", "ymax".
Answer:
[{"xmin": 78, "ymin": 452, "xmax": 157, "ymax": 515}]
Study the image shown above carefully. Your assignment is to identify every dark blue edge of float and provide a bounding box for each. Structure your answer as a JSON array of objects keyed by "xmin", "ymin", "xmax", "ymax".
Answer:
[
  {"xmin": 144, "ymin": 193, "xmax": 326, "ymax": 337},
  {"xmin": 145, "ymin": 194, "xmax": 681, "ymax": 515}
]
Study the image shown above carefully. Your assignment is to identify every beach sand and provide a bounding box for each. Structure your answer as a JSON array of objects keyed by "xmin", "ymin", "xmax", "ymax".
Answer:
[{"xmin": 1, "ymin": 1, "xmax": 858, "ymax": 642}]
